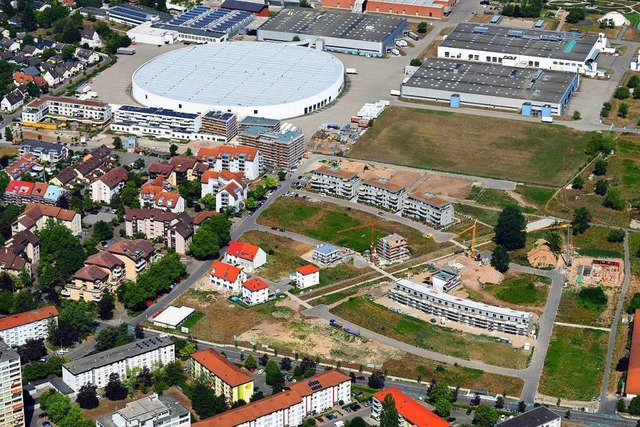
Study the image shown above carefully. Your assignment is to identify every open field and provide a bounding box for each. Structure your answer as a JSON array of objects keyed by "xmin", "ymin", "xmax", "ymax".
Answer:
[
  {"xmin": 0, "ymin": 146, "xmax": 18, "ymax": 157},
  {"xmin": 466, "ymin": 186, "xmax": 520, "ymax": 210},
  {"xmin": 383, "ymin": 354, "xmax": 524, "ymax": 397},
  {"xmin": 555, "ymin": 287, "xmax": 618, "ymax": 327},
  {"xmin": 573, "ymin": 226, "xmax": 625, "ymax": 259},
  {"xmin": 347, "ymin": 107, "xmax": 591, "ymax": 186},
  {"xmin": 630, "ymin": 233, "xmax": 640, "ymax": 275},
  {"xmin": 515, "ymin": 185, "xmax": 556, "ymax": 208},
  {"xmin": 539, "ymin": 326, "xmax": 608, "ymax": 400},
  {"xmin": 483, "ymin": 273, "xmax": 550, "ymax": 306},
  {"xmin": 257, "ymin": 197, "xmax": 442, "ymax": 256},
  {"xmin": 239, "ymin": 231, "xmax": 312, "ymax": 281},
  {"xmin": 331, "ymin": 297, "xmax": 530, "ymax": 369},
  {"xmin": 454, "ymin": 203, "xmax": 501, "ymax": 227}
]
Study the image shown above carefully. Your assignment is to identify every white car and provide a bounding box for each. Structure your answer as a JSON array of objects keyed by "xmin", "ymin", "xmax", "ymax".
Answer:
[{"xmin": 257, "ymin": 369, "xmax": 264, "ymax": 375}]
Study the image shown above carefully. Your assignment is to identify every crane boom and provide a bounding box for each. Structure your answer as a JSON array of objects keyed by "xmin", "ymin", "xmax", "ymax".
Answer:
[
  {"xmin": 451, "ymin": 220, "xmax": 477, "ymax": 256},
  {"xmin": 338, "ymin": 222, "xmax": 376, "ymax": 262},
  {"xmin": 522, "ymin": 222, "xmax": 573, "ymax": 266}
]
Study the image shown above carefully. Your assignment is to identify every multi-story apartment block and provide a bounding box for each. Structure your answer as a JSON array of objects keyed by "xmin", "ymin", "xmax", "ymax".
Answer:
[
  {"xmin": 200, "ymin": 111, "xmax": 238, "ymax": 141},
  {"xmin": 238, "ymin": 116, "xmax": 281, "ymax": 133},
  {"xmin": 4, "ymin": 181, "xmax": 65, "ymax": 206},
  {"xmin": 371, "ymin": 388, "xmax": 448, "ymax": 427},
  {"xmin": 19, "ymin": 140, "xmax": 68, "ymax": 163},
  {"xmin": 107, "ymin": 239, "xmax": 156, "ymax": 280},
  {"xmin": 312, "ymin": 243, "xmax": 341, "ymax": 265},
  {"xmin": 0, "ymin": 339, "xmax": 24, "ymax": 427},
  {"xmin": 84, "ymin": 251, "xmax": 125, "ymax": 284},
  {"xmin": 22, "ymin": 96, "xmax": 111, "ymax": 126},
  {"xmin": 224, "ymin": 240, "xmax": 266, "ymax": 273},
  {"xmin": 65, "ymin": 265, "xmax": 109, "ymax": 302},
  {"xmin": 241, "ymin": 278, "xmax": 270, "ymax": 306},
  {"xmin": 4, "ymin": 230, "xmax": 39, "ymax": 266},
  {"xmin": 0, "ymin": 248, "xmax": 29, "ymax": 276},
  {"xmin": 124, "ymin": 208, "xmax": 196, "ymax": 255},
  {"xmin": 169, "ymin": 156, "xmax": 198, "ymax": 184},
  {"xmin": 376, "ymin": 234, "xmax": 409, "ymax": 265},
  {"xmin": 294, "ymin": 264, "xmax": 320, "ymax": 289},
  {"xmin": 200, "ymin": 170, "xmax": 248, "ymax": 214},
  {"xmin": 310, "ymin": 166, "xmax": 362, "ymax": 199},
  {"xmin": 238, "ymin": 126, "xmax": 304, "ymax": 169},
  {"xmin": 388, "ymin": 279, "xmax": 534, "ymax": 336},
  {"xmin": 97, "ymin": 394, "xmax": 191, "ymax": 427},
  {"xmin": 91, "ymin": 166, "xmax": 128, "ymax": 204},
  {"xmin": 5, "ymin": 154, "xmax": 38, "ymax": 180},
  {"xmin": 62, "ymin": 337, "xmax": 175, "ymax": 392},
  {"xmin": 358, "ymin": 178, "xmax": 406, "ymax": 212},
  {"xmin": 193, "ymin": 370, "xmax": 351, "ymax": 427},
  {"xmin": 0, "ymin": 306, "xmax": 58, "ymax": 347},
  {"xmin": 12, "ymin": 203, "xmax": 81, "ymax": 236},
  {"xmin": 191, "ymin": 349, "xmax": 254, "ymax": 404},
  {"xmin": 209, "ymin": 260, "xmax": 247, "ymax": 292},
  {"xmin": 140, "ymin": 177, "xmax": 185, "ymax": 214},
  {"xmin": 403, "ymin": 192, "xmax": 455, "ymax": 227},
  {"xmin": 197, "ymin": 146, "xmax": 261, "ymax": 180}
]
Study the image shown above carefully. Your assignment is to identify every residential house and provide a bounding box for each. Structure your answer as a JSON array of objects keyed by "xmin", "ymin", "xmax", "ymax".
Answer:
[
  {"xmin": 191, "ymin": 349, "xmax": 254, "ymax": 404},
  {"xmin": 200, "ymin": 170, "xmax": 247, "ymax": 213},
  {"xmin": 169, "ymin": 156, "xmax": 197, "ymax": 184},
  {"xmin": 19, "ymin": 140, "xmax": 68, "ymax": 163},
  {"xmin": 241, "ymin": 278, "xmax": 269, "ymax": 306},
  {"xmin": 148, "ymin": 162, "xmax": 175, "ymax": 185},
  {"xmin": 196, "ymin": 146, "xmax": 261, "ymax": 180},
  {"xmin": 91, "ymin": 165, "xmax": 128, "ymax": 204},
  {"xmin": 65, "ymin": 265, "xmax": 109, "ymax": 302},
  {"xmin": 80, "ymin": 28, "xmax": 102, "ymax": 48},
  {"xmin": 0, "ymin": 247, "xmax": 29, "ymax": 276},
  {"xmin": 4, "ymin": 230, "xmax": 39, "ymax": 266},
  {"xmin": 0, "ymin": 89, "xmax": 24, "ymax": 112},
  {"xmin": 224, "ymin": 240, "xmax": 266, "ymax": 273},
  {"xmin": 12, "ymin": 203, "xmax": 81, "ymax": 236},
  {"xmin": 5, "ymin": 154, "xmax": 38, "ymax": 180},
  {"xmin": 84, "ymin": 251, "xmax": 125, "ymax": 284},
  {"xmin": 294, "ymin": 264, "xmax": 320, "ymax": 289},
  {"xmin": 0, "ymin": 38, "xmax": 19, "ymax": 51},
  {"xmin": 209, "ymin": 260, "xmax": 246, "ymax": 292},
  {"xmin": 106, "ymin": 239, "xmax": 156, "ymax": 280},
  {"xmin": 0, "ymin": 306, "xmax": 58, "ymax": 347},
  {"xmin": 75, "ymin": 48, "xmax": 100, "ymax": 64},
  {"xmin": 311, "ymin": 166, "xmax": 362, "ymax": 199},
  {"xmin": 371, "ymin": 388, "xmax": 448, "ymax": 427},
  {"xmin": 140, "ymin": 177, "xmax": 184, "ymax": 213},
  {"xmin": 49, "ymin": 168, "xmax": 77, "ymax": 188},
  {"xmin": 312, "ymin": 243, "xmax": 341, "ymax": 265}
]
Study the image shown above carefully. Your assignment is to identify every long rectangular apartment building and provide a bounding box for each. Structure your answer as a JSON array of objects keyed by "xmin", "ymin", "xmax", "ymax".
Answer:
[
  {"xmin": 62, "ymin": 336, "xmax": 175, "ymax": 392},
  {"xmin": 238, "ymin": 126, "xmax": 305, "ymax": 169},
  {"xmin": 403, "ymin": 191, "xmax": 455, "ymax": 227},
  {"xmin": 201, "ymin": 111, "xmax": 238, "ymax": 141},
  {"xmin": 389, "ymin": 279, "xmax": 534, "ymax": 335},
  {"xmin": 0, "ymin": 306, "xmax": 58, "ymax": 347},
  {"xmin": 358, "ymin": 178, "xmax": 406, "ymax": 212},
  {"xmin": 22, "ymin": 96, "xmax": 112, "ymax": 126},
  {"xmin": 0, "ymin": 340, "xmax": 23, "ymax": 427},
  {"xmin": 310, "ymin": 166, "xmax": 362, "ymax": 199}
]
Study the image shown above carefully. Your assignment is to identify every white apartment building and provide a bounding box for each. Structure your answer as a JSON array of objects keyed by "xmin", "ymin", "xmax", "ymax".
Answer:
[
  {"xmin": 12, "ymin": 203, "xmax": 82, "ymax": 236},
  {"xmin": 22, "ymin": 96, "xmax": 112, "ymax": 126},
  {"xmin": 200, "ymin": 171, "xmax": 248, "ymax": 213},
  {"xmin": 97, "ymin": 394, "xmax": 191, "ymax": 427},
  {"xmin": 371, "ymin": 388, "xmax": 447, "ymax": 427},
  {"xmin": 388, "ymin": 279, "xmax": 534, "ymax": 336},
  {"xmin": 62, "ymin": 337, "xmax": 175, "ymax": 392},
  {"xmin": 209, "ymin": 260, "xmax": 247, "ymax": 293},
  {"xmin": 0, "ymin": 340, "xmax": 24, "ymax": 427},
  {"xmin": 19, "ymin": 140, "xmax": 68, "ymax": 163},
  {"xmin": 194, "ymin": 370, "xmax": 351, "ymax": 427},
  {"xmin": 310, "ymin": 166, "xmax": 362, "ymax": 199},
  {"xmin": 358, "ymin": 178, "xmax": 406, "ymax": 212},
  {"xmin": 294, "ymin": 264, "xmax": 320, "ymax": 289},
  {"xmin": 241, "ymin": 278, "xmax": 269, "ymax": 306},
  {"xmin": 224, "ymin": 241, "xmax": 267, "ymax": 273},
  {"xmin": 91, "ymin": 166, "xmax": 128, "ymax": 204},
  {"xmin": 403, "ymin": 192, "xmax": 455, "ymax": 227},
  {"xmin": 312, "ymin": 243, "xmax": 342, "ymax": 265},
  {"xmin": 0, "ymin": 306, "xmax": 58, "ymax": 347},
  {"xmin": 197, "ymin": 146, "xmax": 261, "ymax": 181}
]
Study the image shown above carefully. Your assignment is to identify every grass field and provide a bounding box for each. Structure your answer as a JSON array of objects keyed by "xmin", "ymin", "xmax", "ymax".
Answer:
[
  {"xmin": 485, "ymin": 273, "xmax": 550, "ymax": 306},
  {"xmin": 257, "ymin": 197, "xmax": 442, "ymax": 256},
  {"xmin": 555, "ymin": 288, "xmax": 612, "ymax": 327},
  {"xmin": 348, "ymin": 107, "xmax": 591, "ymax": 186},
  {"xmin": 539, "ymin": 326, "xmax": 608, "ymax": 400},
  {"xmin": 574, "ymin": 226, "xmax": 625, "ymax": 259},
  {"xmin": 181, "ymin": 311, "xmax": 204, "ymax": 329},
  {"xmin": 466, "ymin": 186, "xmax": 519, "ymax": 210},
  {"xmin": 453, "ymin": 203, "xmax": 501, "ymax": 227},
  {"xmin": 383, "ymin": 354, "xmax": 524, "ymax": 397},
  {"xmin": 629, "ymin": 233, "xmax": 640, "ymax": 275},
  {"xmin": 515, "ymin": 185, "xmax": 556, "ymax": 207},
  {"xmin": 331, "ymin": 297, "xmax": 530, "ymax": 369},
  {"xmin": 239, "ymin": 231, "xmax": 312, "ymax": 281}
]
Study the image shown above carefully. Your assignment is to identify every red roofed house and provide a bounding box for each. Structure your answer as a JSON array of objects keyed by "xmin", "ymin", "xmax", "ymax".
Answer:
[
  {"xmin": 191, "ymin": 349, "xmax": 254, "ymax": 404},
  {"xmin": 372, "ymin": 387, "xmax": 448, "ymax": 427},
  {"xmin": 627, "ymin": 309, "xmax": 640, "ymax": 398},
  {"xmin": 65, "ymin": 265, "xmax": 110, "ymax": 302},
  {"xmin": 224, "ymin": 240, "xmax": 267, "ymax": 273},
  {"xmin": 12, "ymin": 203, "xmax": 81, "ymax": 236},
  {"xmin": 209, "ymin": 260, "xmax": 247, "ymax": 292},
  {"xmin": 90, "ymin": 165, "xmax": 128, "ymax": 204},
  {"xmin": 295, "ymin": 264, "xmax": 320, "ymax": 289},
  {"xmin": 200, "ymin": 169, "xmax": 247, "ymax": 213},
  {"xmin": 241, "ymin": 278, "xmax": 270, "ymax": 305},
  {"xmin": 197, "ymin": 146, "xmax": 261, "ymax": 180},
  {"xmin": 0, "ymin": 306, "xmax": 58, "ymax": 347}
]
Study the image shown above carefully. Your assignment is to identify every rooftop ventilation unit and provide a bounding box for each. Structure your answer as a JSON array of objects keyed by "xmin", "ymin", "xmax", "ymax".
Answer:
[
  {"xmin": 473, "ymin": 26, "xmax": 489, "ymax": 34},
  {"xmin": 507, "ymin": 30, "xmax": 523, "ymax": 38}
]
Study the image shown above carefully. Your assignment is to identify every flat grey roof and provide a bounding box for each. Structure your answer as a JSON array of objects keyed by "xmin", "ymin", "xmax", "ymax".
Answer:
[
  {"xmin": 497, "ymin": 406, "xmax": 560, "ymax": 427},
  {"xmin": 0, "ymin": 339, "xmax": 18, "ymax": 363},
  {"xmin": 63, "ymin": 337, "xmax": 173, "ymax": 375},
  {"xmin": 440, "ymin": 23, "xmax": 600, "ymax": 62},
  {"xmin": 97, "ymin": 395, "xmax": 189, "ymax": 427},
  {"xmin": 259, "ymin": 9, "xmax": 406, "ymax": 43},
  {"xmin": 403, "ymin": 58, "xmax": 576, "ymax": 104}
]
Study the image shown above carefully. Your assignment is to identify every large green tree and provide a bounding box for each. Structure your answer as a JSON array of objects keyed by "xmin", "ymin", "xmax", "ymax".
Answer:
[
  {"xmin": 191, "ymin": 381, "xmax": 228, "ymax": 418},
  {"xmin": 572, "ymin": 207, "xmax": 592, "ymax": 235},
  {"xmin": 494, "ymin": 206, "xmax": 526, "ymax": 250},
  {"xmin": 474, "ymin": 405, "xmax": 499, "ymax": 427},
  {"xmin": 95, "ymin": 324, "xmax": 135, "ymax": 352},
  {"xmin": 188, "ymin": 215, "xmax": 231, "ymax": 260},
  {"xmin": 490, "ymin": 245, "xmax": 510, "ymax": 273},
  {"xmin": 380, "ymin": 393, "xmax": 399, "ymax": 427}
]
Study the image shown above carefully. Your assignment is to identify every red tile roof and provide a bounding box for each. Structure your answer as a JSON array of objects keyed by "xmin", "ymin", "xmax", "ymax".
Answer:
[
  {"xmin": 197, "ymin": 145, "xmax": 258, "ymax": 162},
  {"xmin": 5, "ymin": 180, "xmax": 34, "ymax": 196},
  {"xmin": 22, "ymin": 203, "xmax": 78, "ymax": 222},
  {"xmin": 296, "ymin": 264, "xmax": 319, "ymax": 275},
  {"xmin": 191, "ymin": 349, "xmax": 253, "ymax": 387},
  {"xmin": 85, "ymin": 251, "xmax": 124, "ymax": 269},
  {"xmin": 627, "ymin": 309, "xmax": 640, "ymax": 395},
  {"xmin": 372, "ymin": 388, "xmax": 448, "ymax": 427},
  {"xmin": 242, "ymin": 278, "xmax": 269, "ymax": 292},
  {"xmin": 0, "ymin": 306, "xmax": 58, "ymax": 332},
  {"xmin": 287, "ymin": 369, "xmax": 350, "ymax": 397},
  {"xmin": 209, "ymin": 260, "xmax": 242, "ymax": 283},
  {"xmin": 98, "ymin": 166, "xmax": 128, "ymax": 188},
  {"xmin": 74, "ymin": 265, "xmax": 109, "ymax": 282},
  {"xmin": 227, "ymin": 241, "xmax": 262, "ymax": 262}
]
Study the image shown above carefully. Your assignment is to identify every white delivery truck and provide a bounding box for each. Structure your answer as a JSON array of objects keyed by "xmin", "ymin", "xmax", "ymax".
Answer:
[{"xmin": 345, "ymin": 68, "xmax": 358, "ymax": 75}]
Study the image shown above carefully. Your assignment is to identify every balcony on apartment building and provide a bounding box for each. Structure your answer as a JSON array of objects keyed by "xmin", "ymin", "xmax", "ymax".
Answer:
[{"xmin": 134, "ymin": 258, "xmax": 147, "ymax": 272}]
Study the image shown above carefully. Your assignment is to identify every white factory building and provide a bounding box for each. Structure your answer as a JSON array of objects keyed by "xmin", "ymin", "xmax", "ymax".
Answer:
[
  {"xmin": 438, "ymin": 23, "xmax": 611, "ymax": 76},
  {"xmin": 388, "ymin": 279, "xmax": 534, "ymax": 335},
  {"xmin": 62, "ymin": 337, "xmax": 175, "ymax": 392}
]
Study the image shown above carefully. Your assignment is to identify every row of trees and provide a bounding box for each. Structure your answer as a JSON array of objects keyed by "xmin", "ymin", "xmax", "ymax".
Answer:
[
  {"xmin": 500, "ymin": 0, "xmax": 543, "ymax": 18},
  {"xmin": 188, "ymin": 215, "xmax": 232, "ymax": 260}
]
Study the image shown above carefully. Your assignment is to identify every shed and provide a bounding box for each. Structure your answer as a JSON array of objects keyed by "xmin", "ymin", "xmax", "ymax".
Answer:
[{"xmin": 152, "ymin": 306, "xmax": 195, "ymax": 329}]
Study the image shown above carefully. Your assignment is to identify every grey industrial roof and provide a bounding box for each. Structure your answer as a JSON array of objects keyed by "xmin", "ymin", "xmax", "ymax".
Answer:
[
  {"xmin": 259, "ymin": 8, "xmax": 406, "ymax": 43},
  {"xmin": 132, "ymin": 42, "xmax": 343, "ymax": 107},
  {"xmin": 403, "ymin": 58, "xmax": 576, "ymax": 104},
  {"xmin": 97, "ymin": 395, "xmax": 188, "ymax": 427},
  {"xmin": 62, "ymin": 337, "xmax": 173, "ymax": 375},
  {"xmin": 497, "ymin": 406, "xmax": 560, "ymax": 427},
  {"xmin": 440, "ymin": 23, "xmax": 600, "ymax": 62}
]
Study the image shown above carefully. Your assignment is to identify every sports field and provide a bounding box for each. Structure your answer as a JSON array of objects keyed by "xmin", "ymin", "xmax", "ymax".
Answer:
[{"xmin": 348, "ymin": 107, "xmax": 591, "ymax": 186}]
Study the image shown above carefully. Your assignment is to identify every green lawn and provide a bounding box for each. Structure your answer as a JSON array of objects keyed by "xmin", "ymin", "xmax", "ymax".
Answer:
[
  {"xmin": 555, "ymin": 288, "xmax": 610, "ymax": 327},
  {"xmin": 319, "ymin": 264, "xmax": 364, "ymax": 287},
  {"xmin": 629, "ymin": 233, "xmax": 640, "ymax": 275},
  {"xmin": 574, "ymin": 226, "xmax": 624, "ymax": 259},
  {"xmin": 466, "ymin": 186, "xmax": 519, "ymax": 209},
  {"xmin": 181, "ymin": 311, "xmax": 204, "ymax": 329},
  {"xmin": 485, "ymin": 273, "xmax": 550, "ymax": 306},
  {"xmin": 331, "ymin": 297, "xmax": 530, "ymax": 369},
  {"xmin": 539, "ymin": 326, "xmax": 608, "ymax": 400},
  {"xmin": 516, "ymin": 185, "xmax": 556, "ymax": 207},
  {"xmin": 453, "ymin": 203, "xmax": 501, "ymax": 227},
  {"xmin": 348, "ymin": 107, "xmax": 591, "ymax": 186},
  {"xmin": 239, "ymin": 230, "xmax": 313, "ymax": 281}
]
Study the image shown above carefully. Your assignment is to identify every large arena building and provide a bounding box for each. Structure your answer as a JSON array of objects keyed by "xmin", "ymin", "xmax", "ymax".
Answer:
[{"xmin": 131, "ymin": 42, "xmax": 344, "ymax": 119}]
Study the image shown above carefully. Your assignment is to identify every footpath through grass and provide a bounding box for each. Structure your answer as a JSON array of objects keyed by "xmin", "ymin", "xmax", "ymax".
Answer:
[
  {"xmin": 331, "ymin": 297, "xmax": 530, "ymax": 369},
  {"xmin": 348, "ymin": 107, "xmax": 591, "ymax": 186},
  {"xmin": 539, "ymin": 326, "xmax": 608, "ymax": 400}
]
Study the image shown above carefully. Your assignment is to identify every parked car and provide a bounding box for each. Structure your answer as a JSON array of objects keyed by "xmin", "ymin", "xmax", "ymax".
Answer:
[{"xmin": 257, "ymin": 369, "xmax": 264, "ymax": 375}]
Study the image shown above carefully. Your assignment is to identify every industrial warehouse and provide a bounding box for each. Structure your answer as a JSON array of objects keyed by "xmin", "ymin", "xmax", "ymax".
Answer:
[
  {"xmin": 401, "ymin": 58, "xmax": 580, "ymax": 116},
  {"xmin": 438, "ymin": 23, "xmax": 610, "ymax": 76},
  {"xmin": 322, "ymin": 0, "xmax": 456, "ymax": 19},
  {"xmin": 131, "ymin": 42, "xmax": 344, "ymax": 119},
  {"xmin": 257, "ymin": 9, "xmax": 407, "ymax": 57}
]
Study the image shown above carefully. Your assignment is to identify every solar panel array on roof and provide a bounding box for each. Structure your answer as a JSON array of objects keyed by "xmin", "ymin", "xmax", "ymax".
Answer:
[
  {"xmin": 309, "ymin": 380, "xmax": 322, "ymax": 391},
  {"xmin": 108, "ymin": 5, "xmax": 161, "ymax": 25},
  {"xmin": 166, "ymin": 6, "xmax": 253, "ymax": 35}
]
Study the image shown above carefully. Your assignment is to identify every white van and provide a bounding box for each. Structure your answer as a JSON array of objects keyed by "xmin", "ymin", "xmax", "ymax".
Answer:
[
  {"xmin": 345, "ymin": 68, "xmax": 358, "ymax": 75},
  {"xmin": 390, "ymin": 48, "xmax": 400, "ymax": 56}
]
